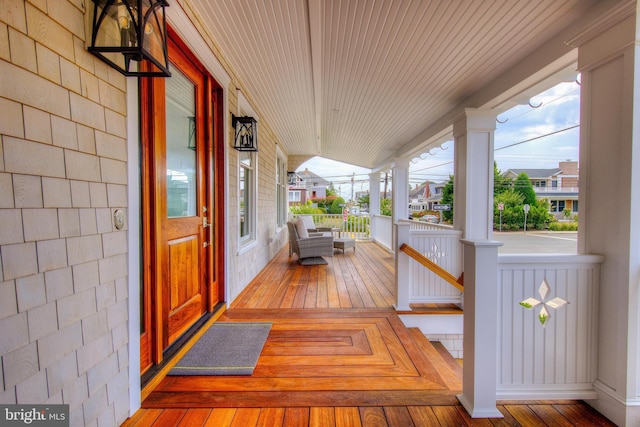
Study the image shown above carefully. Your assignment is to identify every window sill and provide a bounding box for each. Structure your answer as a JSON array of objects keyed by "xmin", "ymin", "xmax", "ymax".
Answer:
[{"xmin": 238, "ymin": 238, "xmax": 257, "ymax": 255}]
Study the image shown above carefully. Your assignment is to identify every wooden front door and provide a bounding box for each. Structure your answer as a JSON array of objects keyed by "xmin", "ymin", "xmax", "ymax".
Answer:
[{"xmin": 140, "ymin": 31, "xmax": 225, "ymax": 374}]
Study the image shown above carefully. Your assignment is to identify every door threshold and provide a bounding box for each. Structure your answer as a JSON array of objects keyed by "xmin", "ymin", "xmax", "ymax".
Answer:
[{"xmin": 141, "ymin": 302, "xmax": 226, "ymax": 400}]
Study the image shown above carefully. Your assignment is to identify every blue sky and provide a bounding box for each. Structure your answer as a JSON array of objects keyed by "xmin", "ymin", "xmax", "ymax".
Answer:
[{"xmin": 299, "ymin": 81, "xmax": 581, "ymax": 199}]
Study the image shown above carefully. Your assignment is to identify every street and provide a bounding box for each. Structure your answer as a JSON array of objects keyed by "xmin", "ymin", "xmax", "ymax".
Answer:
[{"xmin": 494, "ymin": 231, "xmax": 578, "ymax": 254}]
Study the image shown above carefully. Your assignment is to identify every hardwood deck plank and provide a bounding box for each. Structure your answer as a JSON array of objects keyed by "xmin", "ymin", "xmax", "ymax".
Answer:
[
  {"xmin": 351, "ymin": 251, "xmax": 395, "ymax": 307},
  {"xmin": 326, "ymin": 273, "xmax": 341, "ymax": 308},
  {"xmin": 504, "ymin": 405, "xmax": 546, "ymax": 426},
  {"xmin": 121, "ymin": 408, "xmax": 161, "ymax": 426},
  {"xmin": 151, "ymin": 409, "xmax": 186, "ymax": 426},
  {"xmin": 176, "ymin": 408, "xmax": 211, "ymax": 426},
  {"xmin": 335, "ymin": 407, "xmax": 363, "ymax": 427},
  {"xmin": 278, "ymin": 264, "xmax": 304, "ymax": 309},
  {"xmin": 292, "ymin": 266, "xmax": 310, "ymax": 308},
  {"xmin": 359, "ymin": 407, "xmax": 388, "ymax": 426},
  {"xmin": 283, "ymin": 408, "xmax": 310, "ymax": 426},
  {"xmin": 406, "ymin": 328, "xmax": 462, "ymax": 390},
  {"xmin": 143, "ymin": 390, "xmax": 460, "ymax": 408},
  {"xmin": 384, "ymin": 406, "xmax": 415, "ymax": 427},
  {"xmin": 317, "ymin": 264, "xmax": 330, "ymax": 308},
  {"xmin": 552, "ymin": 402, "xmax": 617, "ymax": 426},
  {"xmin": 204, "ymin": 408, "xmax": 236, "ymax": 427},
  {"xmin": 529, "ymin": 404, "xmax": 574, "ymax": 427},
  {"xmin": 454, "ymin": 406, "xmax": 494, "ymax": 426},
  {"xmin": 406, "ymin": 406, "xmax": 441, "ymax": 427},
  {"xmin": 490, "ymin": 406, "xmax": 521, "ymax": 426},
  {"xmin": 431, "ymin": 406, "xmax": 467, "ymax": 426},
  {"xmin": 335, "ymin": 253, "xmax": 364, "ymax": 307},
  {"xmin": 310, "ymin": 407, "xmax": 336, "ymax": 427},
  {"xmin": 261, "ymin": 268, "xmax": 295, "ymax": 308},
  {"xmin": 229, "ymin": 408, "xmax": 260, "ymax": 427},
  {"xmin": 256, "ymin": 408, "xmax": 285, "ymax": 427}
]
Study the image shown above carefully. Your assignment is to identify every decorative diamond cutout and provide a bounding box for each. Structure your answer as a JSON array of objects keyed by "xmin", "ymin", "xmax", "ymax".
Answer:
[
  {"xmin": 520, "ymin": 279, "xmax": 569, "ymax": 327},
  {"xmin": 425, "ymin": 243, "xmax": 446, "ymax": 263},
  {"xmin": 538, "ymin": 279, "xmax": 550, "ymax": 300}
]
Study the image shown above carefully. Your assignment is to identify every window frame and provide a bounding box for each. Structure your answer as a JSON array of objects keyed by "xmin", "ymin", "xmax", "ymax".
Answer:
[
  {"xmin": 276, "ymin": 146, "xmax": 287, "ymax": 229},
  {"xmin": 238, "ymin": 149, "xmax": 257, "ymax": 250}
]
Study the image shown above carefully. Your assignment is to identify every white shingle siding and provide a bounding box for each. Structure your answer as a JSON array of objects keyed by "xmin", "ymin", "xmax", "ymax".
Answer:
[{"xmin": 0, "ymin": 2, "xmax": 130, "ymax": 424}]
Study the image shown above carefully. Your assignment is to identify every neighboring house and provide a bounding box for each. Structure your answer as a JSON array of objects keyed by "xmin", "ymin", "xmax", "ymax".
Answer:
[
  {"xmin": 409, "ymin": 181, "xmax": 446, "ymax": 213},
  {"xmin": 503, "ymin": 161, "xmax": 579, "ymax": 218},
  {"xmin": 288, "ymin": 168, "xmax": 329, "ymax": 206}
]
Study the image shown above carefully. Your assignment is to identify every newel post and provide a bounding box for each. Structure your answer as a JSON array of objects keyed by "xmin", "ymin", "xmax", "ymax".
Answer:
[
  {"xmin": 394, "ymin": 222, "xmax": 411, "ymax": 311},
  {"xmin": 457, "ymin": 239, "xmax": 503, "ymax": 418}
]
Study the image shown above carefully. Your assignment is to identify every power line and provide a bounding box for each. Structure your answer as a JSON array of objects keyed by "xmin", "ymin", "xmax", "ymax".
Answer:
[{"xmin": 495, "ymin": 124, "xmax": 579, "ymax": 152}]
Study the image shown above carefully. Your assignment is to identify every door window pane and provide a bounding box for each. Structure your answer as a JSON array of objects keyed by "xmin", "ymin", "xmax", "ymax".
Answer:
[{"xmin": 166, "ymin": 66, "xmax": 197, "ymax": 217}]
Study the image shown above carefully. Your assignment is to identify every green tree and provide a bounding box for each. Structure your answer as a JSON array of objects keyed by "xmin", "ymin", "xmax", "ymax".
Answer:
[
  {"xmin": 329, "ymin": 196, "xmax": 347, "ymax": 214},
  {"xmin": 358, "ymin": 194, "xmax": 370, "ymax": 208},
  {"xmin": 289, "ymin": 200, "xmax": 324, "ymax": 215},
  {"xmin": 513, "ymin": 173, "xmax": 537, "ymax": 206},
  {"xmin": 440, "ymin": 175, "xmax": 454, "ymax": 222},
  {"xmin": 493, "ymin": 162, "xmax": 511, "ymax": 196},
  {"xmin": 326, "ymin": 183, "xmax": 337, "ymax": 197},
  {"xmin": 380, "ymin": 198, "xmax": 392, "ymax": 216}
]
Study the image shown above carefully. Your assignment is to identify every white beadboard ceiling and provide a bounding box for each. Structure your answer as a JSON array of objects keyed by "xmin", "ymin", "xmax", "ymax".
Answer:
[{"xmin": 179, "ymin": 0, "xmax": 602, "ymax": 170}]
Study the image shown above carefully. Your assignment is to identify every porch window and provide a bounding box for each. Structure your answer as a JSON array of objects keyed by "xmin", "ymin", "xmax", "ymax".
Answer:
[
  {"xmin": 289, "ymin": 191, "xmax": 301, "ymax": 202},
  {"xmin": 239, "ymin": 150, "xmax": 256, "ymax": 245},
  {"xmin": 558, "ymin": 200, "xmax": 566, "ymax": 212},
  {"xmin": 572, "ymin": 200, "xmax": 578, "ymax": 212},
  {"xmin": 276, "ymin": 152, "xmax": 287, "ymax": 227}
]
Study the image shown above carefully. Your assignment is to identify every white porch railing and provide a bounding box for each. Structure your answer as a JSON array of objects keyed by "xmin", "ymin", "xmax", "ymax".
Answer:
[
  {"xmin": 371, "ymin": 214, "xmax": 393, "ymax": 249},
  {"xmin": 293, "ymin": 214, "xmax": 370, "ymax": 240},
  {"xmin": 401, "ymin": 218, "xmax": 453, "ymax": 232},
  {"xmin": 394, "ymin": 220, "xmax": 603, "ymax": 400},
  {"xmin": 496, "ymin": 254, "xmax": 602, "ymax": 400},
  {"xmin": 396, "ymin": 222, "xmax": 464, "ymax": 307}
]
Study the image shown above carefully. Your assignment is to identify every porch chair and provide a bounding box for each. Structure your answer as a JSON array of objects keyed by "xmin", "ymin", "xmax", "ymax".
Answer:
[
  {"xmin": 297, "ymin": 215, "xmax": 318, "ymax": 232},
  {"xmin": 287, "ymin": 220, "xmax": 334, "ymax": 265}
]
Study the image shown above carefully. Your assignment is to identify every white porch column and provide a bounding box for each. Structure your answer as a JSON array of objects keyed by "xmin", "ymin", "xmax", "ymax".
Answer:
[
  {"xmin": 452, "ymin": 109, "xmax": 497, "ymax": 240},
  {"xmin": 570, "ymin": 3, "xmax": 640, "ymax": 425},
  {"xmin": 369, "ymin": 172, "xmax": 381, "ymax": 240},
  {"xmin": 369, "ymin": 172, "xmax": 381, "ymax": 216},
  {"xmin": 452, "ymin": 108, "xmax": 502, "ymax": 418},
  {"xmin": 391, "ymin": 158, "xmax": 410, "ymax": 224},
  {"xmin": 394, "ymin": 222, "xmax": 411, "ymax": 311},
  {"xmin": 457, "ymin": 239, "xmax": 503, "ymax": 418}
]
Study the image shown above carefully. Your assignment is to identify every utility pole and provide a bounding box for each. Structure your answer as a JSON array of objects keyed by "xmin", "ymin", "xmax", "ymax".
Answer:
[
  {"xmin": 383, "ymin": 172, "xmax": 389, "ymax": 199},
  {"xmin": 351, "ymin": 172, "xmax": 355, "ymax": 202}
]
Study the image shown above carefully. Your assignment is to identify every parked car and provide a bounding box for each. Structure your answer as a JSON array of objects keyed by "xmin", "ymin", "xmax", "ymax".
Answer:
[{"xmin": 419, "ymin": 214, "xmax": 439, "ymax": 223}]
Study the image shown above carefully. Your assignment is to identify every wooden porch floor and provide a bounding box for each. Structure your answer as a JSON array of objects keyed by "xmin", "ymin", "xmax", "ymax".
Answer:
[{"xmin": 125, "ymin": 242, "xmax": 616, "ymax": 426}]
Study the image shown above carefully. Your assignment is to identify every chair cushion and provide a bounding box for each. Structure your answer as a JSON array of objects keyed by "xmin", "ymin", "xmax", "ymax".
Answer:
[
  {"xmin": 298, "ymin": 216, "xmax": 315, "ymax": 230},
  {"xmin": 294, "ymin": 218, "xmax": 309, "ymax": 239}
]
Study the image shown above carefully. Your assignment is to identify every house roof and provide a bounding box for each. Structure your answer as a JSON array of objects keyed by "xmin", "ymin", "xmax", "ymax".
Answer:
[
  {"xmin": 297, "ymin": 169, "xmax": 330, "ymax": 187},
  {"xmin": 175, "ymin": 1, "xmax": 609, "ymax": 171},
  {"xmin": 504, "ymin": 168, "xmax": 563, "ymax": 179},
  {"xmin": 410, "ymin": 183, "xmax": 428, "ymax": 199}
]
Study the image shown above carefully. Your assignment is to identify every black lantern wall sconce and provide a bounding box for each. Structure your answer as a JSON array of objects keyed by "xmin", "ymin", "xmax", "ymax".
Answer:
[
  {"xmin": 232, "ymin": 115, "xmax": 258, "ymax": 152},
  {"xmin": 88, "ymin": 0, "xmax": 171, "ymax": 77}
]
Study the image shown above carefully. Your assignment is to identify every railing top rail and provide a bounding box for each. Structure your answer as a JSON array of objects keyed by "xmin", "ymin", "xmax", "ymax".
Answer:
[{"xmin": 498, "ymin": 253, "xmax": 604, "ymax": 265}]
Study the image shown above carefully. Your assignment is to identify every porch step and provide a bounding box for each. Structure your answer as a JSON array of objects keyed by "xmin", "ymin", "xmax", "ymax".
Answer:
[
  {"xmin": 407, "ymin": 328, "xmax": 462, "ymax": 389},
  {"xmin": 431, "ymin": 341, "xmax": 463, "ymax": 378},
  {"xmin": 396, "ymin": 303, "xmax": 463, "ymax": 315}
]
